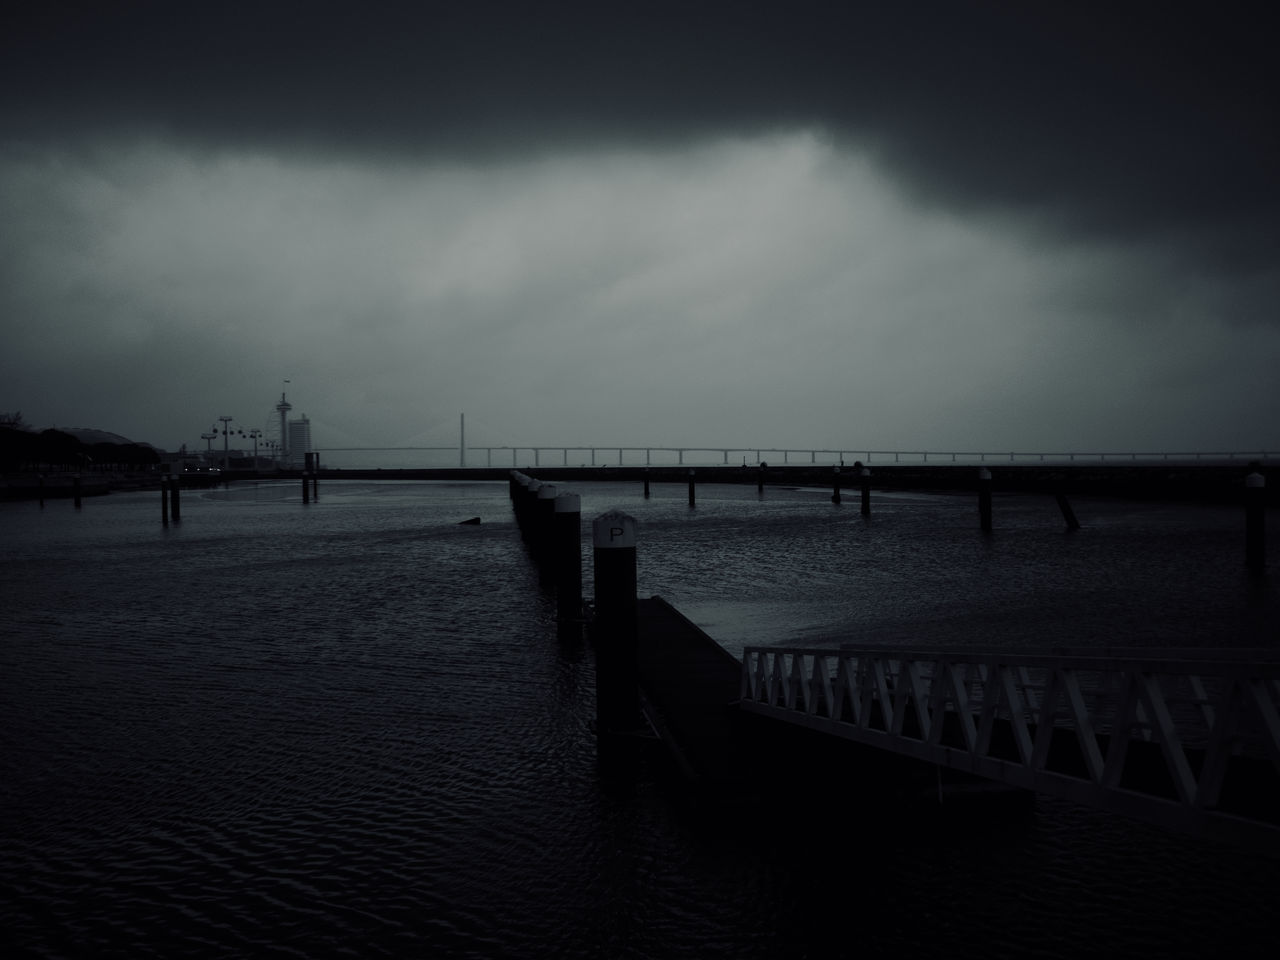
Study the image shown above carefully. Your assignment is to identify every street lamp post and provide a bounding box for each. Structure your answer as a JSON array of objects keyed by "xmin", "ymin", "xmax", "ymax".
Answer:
[
  {"xmin": 218, "ymin": 416, "xmax": 234, "ymax": 472},
  {"xmin": 248, "ymin": 429, "xmax": 262, "ymax": 469}
]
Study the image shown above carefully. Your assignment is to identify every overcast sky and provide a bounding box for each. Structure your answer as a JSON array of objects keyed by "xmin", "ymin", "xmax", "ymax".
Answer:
[{"xmin": 2, "ymin": 2, "xmax": 1276, "ymax": 454}]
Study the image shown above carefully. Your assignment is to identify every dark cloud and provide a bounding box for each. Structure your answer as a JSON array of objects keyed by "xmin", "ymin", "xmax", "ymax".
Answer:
[
  {"xmin": 3, "ymin": 3, "xmax": 1277, "ymax": 453},
  {"xmin": 4, "ymin": 2, "xmax": 1276, "ymax": 264}
]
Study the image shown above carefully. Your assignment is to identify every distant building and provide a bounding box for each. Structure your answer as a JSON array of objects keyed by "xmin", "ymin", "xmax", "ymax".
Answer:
[{"xmin": 288, "ymin": 415, "xmax": 312, "ymax": 468}]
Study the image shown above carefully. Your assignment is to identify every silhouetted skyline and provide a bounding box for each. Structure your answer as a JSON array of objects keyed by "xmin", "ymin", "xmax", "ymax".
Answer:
[{"xmin": 3, "ymin": 2, "xmax": 1276, "ymax": 452}]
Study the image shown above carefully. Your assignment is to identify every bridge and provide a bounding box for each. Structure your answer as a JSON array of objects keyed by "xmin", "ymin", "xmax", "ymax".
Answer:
[
  {"xmin": 315, "ymin": 445, "xmax": 1273, "ymax": 470},
  {"xmin": 739, "ymin": 645, "xmax": 1280, "ymax": 852}
]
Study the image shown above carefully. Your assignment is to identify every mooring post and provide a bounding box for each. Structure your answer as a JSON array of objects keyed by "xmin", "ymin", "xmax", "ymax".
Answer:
[
  {"xmin": 73, "ymin": 474, "xmax": 82, "ymax": 509},
  {"xmin": 520, "ymin": 480, "xmax": 541, "ymax": 541},
  {"xmin": 832, "ymin": 466, "xmax": 841, "ymax": 504},
  {"xmin": 169, "ymin": 476, "xmax": 181, "ymax": 522},
  {"xmin": 554, "ymin": 492, "xmax": 582, "ymax": 625},
  {"xmin": 592, "ymin": 511, "xmax": 639, "ymax": 736},
  {"xmin": 536, "ymin": 483, "xmax": 558, "ymax": 570},
  {"xmin": 856, "ymin": 462, "xmax": 870, "ymax": 516},
  {"xmin": 688, "ymin": 469, "xmax": 696, "ymax": 508},
  {"xmin": 757, "ymin": 461, "xmax": 767, "ymax": 494},
  {"xmin": 643, "ymin": 467, "xmax": 650, "ymax": 499},
  {"xmin": 161, "ymin": 476, "xmax": 170, "ymax": 523},
  {"xmin": 1246, "ymin": 469, "xmax": 1266, "ymax": 571},
  {"xmin": 1055, "ymin": 493, "xmax": 1080, "ymax": 530},
  {"xmin": 978, "ymin": 467, "xmax": 993, "ymax": 532}
]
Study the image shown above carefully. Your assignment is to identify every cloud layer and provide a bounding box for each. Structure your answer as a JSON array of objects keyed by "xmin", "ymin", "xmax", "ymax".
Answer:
[{"xmin": 2, "ymin": 4, "xmax": 1276, "ymax": 453}]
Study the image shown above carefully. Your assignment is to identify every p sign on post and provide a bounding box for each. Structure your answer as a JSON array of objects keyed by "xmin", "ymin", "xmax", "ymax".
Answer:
[{"xmin": 592, "ymin": 511, "xmax": 638, "ymax": 736}]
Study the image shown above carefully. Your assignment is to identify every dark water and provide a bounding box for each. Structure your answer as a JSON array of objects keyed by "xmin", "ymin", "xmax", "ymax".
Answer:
[{"xmin": 2, "ymin": 480, "xmax": 1277, "ymax": 958}]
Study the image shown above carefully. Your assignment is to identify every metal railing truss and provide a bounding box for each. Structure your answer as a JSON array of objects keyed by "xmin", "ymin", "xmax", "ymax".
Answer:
[{"xmin": 739, "ymin": 646, "xmax": 1280, "ymax": 851}]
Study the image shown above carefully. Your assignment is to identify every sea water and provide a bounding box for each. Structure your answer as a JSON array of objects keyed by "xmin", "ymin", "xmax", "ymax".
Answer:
[{"xmin": 2, "ymin": 479, "xmax": 1277, "ymax": 958}]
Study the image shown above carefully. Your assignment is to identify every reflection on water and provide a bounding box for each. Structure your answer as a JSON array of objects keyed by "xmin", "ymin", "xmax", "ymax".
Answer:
[{"xmin": 1, "ymin": 480, "xmax": 1277, "ymax": 957}]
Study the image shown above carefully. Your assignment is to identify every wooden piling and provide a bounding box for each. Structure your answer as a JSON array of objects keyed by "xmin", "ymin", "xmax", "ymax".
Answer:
[
  {"xmin": 1246, "ymin": 471, "xmax": 1266, "ymax": 571},
  {"xmin": 757, "ymin": 462, "xmax": 767, "ymax": 494},
  {"xmin": 73, "ymin": 475, "xmax": 82, "ymax": 509},
  {"xmin": 519, "ymin": 479, "xmax": 541, "ymax": 542},
  {"xmin": 554, "ymin": 492, "xmax": 582, "ymax": 625},
  {"xmin": 643, "ymin": 468, "xmax": 650, "ymax": 499},
  {"xmin": 688, "ymin": 469, "xmax": 696, "ymax": 508},
  {"xmin": 302, "ymin": 472, "xmax": 310, "ymax": 503},
  {"xmin": 1055, "ymin": 493, "xmax": 1080, "ymax": 530},
  {"xmin": 38, "ymin": 474, "xmax": 45, "ymax": 508},
  {"xmin": 592, "ymin": 511, "xmax": 639, "ymax": 736},
  {"xmin": 978, "ymin": 467, "xmax": 992, "ymax": 532},
  {"xmin": 831, "ymin": 466, "xmax": 841, "ymax": 504},
  {"xmin": 169, "ymin": 476, "xmax": 181, "ymax": 522},
  {"xmin": 161, "ymin": 477, "xmax": 170, "ymax": 523},
  {"xmin": 536, "ymin": 483, "xmax": 558, "ymax": 569},
  {"xmin": 856, "ymin": 462, "xmax": 870, "ymax": 516}
]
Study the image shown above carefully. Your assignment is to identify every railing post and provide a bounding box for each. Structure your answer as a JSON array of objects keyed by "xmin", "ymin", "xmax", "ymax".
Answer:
[{"xmin": 592, "ymin": 511, "xmax": 639, "ymax": 737}]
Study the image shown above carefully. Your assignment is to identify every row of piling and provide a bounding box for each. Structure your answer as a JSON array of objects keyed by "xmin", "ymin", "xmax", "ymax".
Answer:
[
  {"xmin": 509, "ymin": 471, "xmax": 641, "ymax": 736},
  {"xmin": 636, "ymin": 465, "xmax": 1267, "ymax": 569},
  {"xmin": 646, "ymin": 462, "xmax": 874, "ymax": 514},
  {"xmin": 509, "ymin": 472, "xmax": 584, "ymax": 625}
]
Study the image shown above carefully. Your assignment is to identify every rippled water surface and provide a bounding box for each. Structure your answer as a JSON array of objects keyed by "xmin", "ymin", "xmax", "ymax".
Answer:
[{"xmin": 2, "ymin": 479, "xmax": 1277, "ymax": 958}]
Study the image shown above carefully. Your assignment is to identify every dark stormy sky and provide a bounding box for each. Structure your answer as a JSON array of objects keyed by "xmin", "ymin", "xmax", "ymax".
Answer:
[{"xmin": 2, "ymin": 2, "xmax": 1277, "ymax": 454}]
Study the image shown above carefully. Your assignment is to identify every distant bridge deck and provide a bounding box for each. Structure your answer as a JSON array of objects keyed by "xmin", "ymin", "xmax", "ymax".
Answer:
[
  {"xmin": 271, "ymin": 460, "xmax": 1278, "ymax": 504},
  {"xmin": 316, "ymin": 445, "xmax": 1273, "ymax": 469}
]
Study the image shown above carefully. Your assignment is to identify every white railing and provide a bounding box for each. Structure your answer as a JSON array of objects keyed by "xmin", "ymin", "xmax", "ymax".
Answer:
[
  {"xmin": 740, "ymin": 645, "xmax": 1280, "ymax": 851},
  {"xmin": 313, "ymin": 446, "xmax": 1273, "ymax": 470}
]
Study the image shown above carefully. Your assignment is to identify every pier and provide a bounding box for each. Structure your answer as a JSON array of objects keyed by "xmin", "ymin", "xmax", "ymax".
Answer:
[
  {"xmin": 621, "ymin": 605, "xmax": 1280, "ymax": 853},
  {"xmin": 507, "ymin": 470, "xmax": 1280, "ymax": 853}
]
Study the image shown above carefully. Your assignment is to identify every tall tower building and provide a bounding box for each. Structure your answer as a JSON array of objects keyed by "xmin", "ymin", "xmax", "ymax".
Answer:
[
  {"xmin": 275, "ymin": 391, "xmax": 292, "ymax": 464},
  {"xmin": 288, "ymin": 415, "xmax": 312, "ymax": 468}
]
